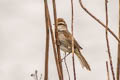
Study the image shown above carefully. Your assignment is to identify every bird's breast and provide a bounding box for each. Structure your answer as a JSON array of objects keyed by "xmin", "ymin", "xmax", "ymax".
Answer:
[{"xmin": 58, "ymin": 32, "xmax": 72, "ymax": 53}]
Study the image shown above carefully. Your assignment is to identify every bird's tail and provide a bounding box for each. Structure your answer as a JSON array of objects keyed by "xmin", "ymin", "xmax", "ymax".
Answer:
[{"xmin": 75, "ymin": 50, "xmax": 91, "ymax": 71}]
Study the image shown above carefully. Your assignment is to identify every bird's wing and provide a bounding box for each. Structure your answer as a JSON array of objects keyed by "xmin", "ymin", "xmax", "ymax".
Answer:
[
  {"xmin": 63, "ymin": 31, "xmax": 83, "ymax": 50},
  {"xmin": 74, "ymin": 38, "xmax": 83, "ymax": 49}
]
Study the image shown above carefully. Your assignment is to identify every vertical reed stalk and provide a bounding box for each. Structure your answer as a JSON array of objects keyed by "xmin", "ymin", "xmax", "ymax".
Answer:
[
  {"xmin": 105, "ymin": 0, "xmax": 115, "ymax": 80},
  {"xmin": 117, "ymin": 0, "xmax": 120, "ymax": 80},
  {"xmin": 52, "ymin": 0, "xmax": 64, "ymax": 79},
  {"xmin": 44, "ymin": 1, "xmax": 63, "ymax": 79},
  {"xmin": 44, "ymin": 0, "xmax": 50, "ymax": 80},
  {"xmin": 71, "ymin": 0, "xmax": 76, "ymax": 80},
  {"xmin": 106, "ymin": 61, "xmax": 110, "ymax": 80}
]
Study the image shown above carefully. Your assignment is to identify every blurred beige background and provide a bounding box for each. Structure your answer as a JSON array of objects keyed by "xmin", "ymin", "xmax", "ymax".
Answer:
[{"xmin": 0, "ymin": 0, "xmax": 119, "ymax": 80}]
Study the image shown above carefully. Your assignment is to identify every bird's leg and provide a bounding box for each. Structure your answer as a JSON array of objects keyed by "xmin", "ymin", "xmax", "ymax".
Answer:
[
  {"xmin": 61, "ymin": 52, "xmax": 71, "ymax": 62},
  {"xmin": 64, "ymin": 52, "xmax": 67, "ymax": 60},
  {"xmin": 63, "ymin": 52, "xmax": 70, "ymax": 80}
]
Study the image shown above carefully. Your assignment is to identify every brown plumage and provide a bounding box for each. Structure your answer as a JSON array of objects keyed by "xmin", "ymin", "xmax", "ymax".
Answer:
[{"xmin": 57, "ymin": 18, "xmax": 91, "ymax": 71}]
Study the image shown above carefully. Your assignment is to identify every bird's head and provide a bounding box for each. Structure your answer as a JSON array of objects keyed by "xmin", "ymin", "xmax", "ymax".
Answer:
[{"xmin": 56, "ymin": 18, "xmax": 68, "ymax": 31}]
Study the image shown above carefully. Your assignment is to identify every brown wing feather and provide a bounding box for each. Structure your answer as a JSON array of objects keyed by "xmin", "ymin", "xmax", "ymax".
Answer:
[{"xmin": 63, "ymin": 31, "xmax": 83, "ymax": 49}]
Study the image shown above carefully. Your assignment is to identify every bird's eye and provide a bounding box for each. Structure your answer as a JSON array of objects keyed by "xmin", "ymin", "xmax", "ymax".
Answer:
[{"xmin": 58, "ymin": 22, "xmax": 65, "ymax": 25}]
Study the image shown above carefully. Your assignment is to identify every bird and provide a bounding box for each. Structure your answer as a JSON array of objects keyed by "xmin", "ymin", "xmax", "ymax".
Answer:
[{"xmin": 56, "ymin": 18, "xmax": 91, "ymax": 71}]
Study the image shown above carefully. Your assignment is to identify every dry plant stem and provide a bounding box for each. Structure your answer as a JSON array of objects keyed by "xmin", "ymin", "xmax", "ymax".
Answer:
[
  {"xmin": 39, "ymin": 74, "xmax": 42, "ymax": 80},
  {"xmin": 117, "ymin": 0, "xmax": 120, "ymax": 80},
  {"xmin": 106, "ymin": 61, "xmax": 110, "ymax": 80},
  {"xmin": 44, "ymin": 1, "xmax": 63, "ymax": 80},
  {"xmin": 72, "ymin": 55, "xmax": 76, "ymax": 80},
  {"xmin": 71, "ymin": 0, "xmax": 76, "ymax": 80},
  {"xmin": 44, "ymin": 0, "xmax": 50, "ymax": 80},
  {"xmin": 52, "ymin": 0, "xmax": 64, "ymax": 79},
  {"xmin": 64, "ymin": 53, "xmax": 70, "ymax": 80},
  {"xmin": 31, "ymin": 70, "xmax": 40, "ymax": 80},
  {"xmin": 31, "ymin": 74, "xmax": 37, "ymax": 80},
  {"xmin": 79, "ymin": 0, "xmax": 120, "ymax": 43},
  {"xmin": 105, "ymin": 1, "xmax": 115, "ymax": 80},
  {"xmin": 35, "ymin": 70, "xmax": 39, "ymax": 80}
]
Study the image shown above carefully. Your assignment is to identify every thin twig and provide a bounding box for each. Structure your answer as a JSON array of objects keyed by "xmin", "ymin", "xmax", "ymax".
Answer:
[
  {"xmin": 106, "ymin": 61, "xmax": 110, "ymax": 80},
  {"xmin": 117, "ymin": 0, "xmax": 120, "ymax": 79},
  {"xmin": 64, "ymin": 53, "xmax": 70, "ymax": 80},
  {"xmin": 44, "ymin": 0, "xmax": 50, "ymax": 79},
  {"xmin": 71, "ymin": 0, "xmax": 76, "ymax": 80},
  {"xmin": 45, "ymin": 1, "xmax": 63, "ymax": 80},
  {"xmin": 105, "ymin": 0, "xmax": 115, "ymax": 80},
  {"xmin": 79, "ymin": 0, "xmax": 120, "ymax": 43}
]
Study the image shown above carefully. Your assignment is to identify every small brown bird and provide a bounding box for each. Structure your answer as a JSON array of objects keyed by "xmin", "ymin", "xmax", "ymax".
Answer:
[{"xmin": 56, "ymin": 18, "xmax": 91, "ymax": 71}]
